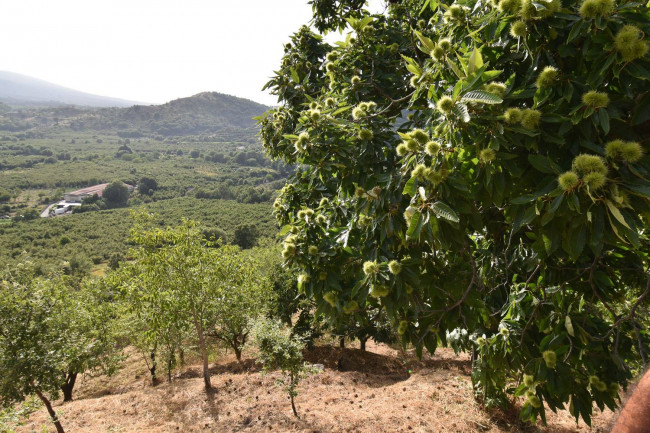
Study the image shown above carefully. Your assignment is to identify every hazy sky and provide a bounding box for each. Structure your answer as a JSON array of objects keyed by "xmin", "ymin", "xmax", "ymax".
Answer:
[{"xmin": 0, "ymin": 0, "xmax": 383, "ymax": 106}]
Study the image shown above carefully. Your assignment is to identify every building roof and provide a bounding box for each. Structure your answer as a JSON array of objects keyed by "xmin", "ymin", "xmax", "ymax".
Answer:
[{"xmin": 66, "ymin": 183, "xmax": 109, "ymax": 197}]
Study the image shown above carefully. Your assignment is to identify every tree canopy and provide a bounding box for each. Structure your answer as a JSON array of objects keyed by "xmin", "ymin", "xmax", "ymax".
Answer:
[{"xmin": 260, "ymin": 0, "xmax": 650, "ymax": 424}]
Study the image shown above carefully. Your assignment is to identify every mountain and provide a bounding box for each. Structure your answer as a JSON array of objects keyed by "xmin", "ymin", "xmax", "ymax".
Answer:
[
  {"xmin": 0, "ymin": 92, "xmax": 270, "ymax": 137},
  {"xmin": 0, "ymin": 71, "xmax": 142, "ymax": 107}
]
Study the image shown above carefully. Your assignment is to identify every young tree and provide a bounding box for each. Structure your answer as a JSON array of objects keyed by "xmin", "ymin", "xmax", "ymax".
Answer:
[
  {"xmin": 121, "ymin": 212, "xmax": 265, "ymax": 390},
  {"xmin": 260, "ymin": 0, "xmax": 650, "ymax": 425},
  {"xmin": 0, "ymin": 262, "xmax": 120, "ymax": 433},
  {"xmin": 250, "ymin": 318, "xmax": 313, "ymax": 417}
]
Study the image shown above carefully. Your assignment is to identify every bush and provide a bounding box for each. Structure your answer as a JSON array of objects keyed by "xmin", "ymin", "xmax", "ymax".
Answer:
[{"xmin": 250, "ymin": 318, "xmax": 314, "ymax": 417}]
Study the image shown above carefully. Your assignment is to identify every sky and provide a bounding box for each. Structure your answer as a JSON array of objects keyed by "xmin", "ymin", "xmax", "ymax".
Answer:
[{"xmin": 0, "ymin": 0, "xmax": 384, "ymax": 106}]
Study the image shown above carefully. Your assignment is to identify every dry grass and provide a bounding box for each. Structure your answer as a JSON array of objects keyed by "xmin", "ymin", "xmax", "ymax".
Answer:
[{"xmin": 17, "ymin": 342, "xmax": 616, "ymax": 433}]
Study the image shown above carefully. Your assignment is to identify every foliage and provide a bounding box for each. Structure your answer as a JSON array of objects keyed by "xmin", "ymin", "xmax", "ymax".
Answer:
[
  {"xmin": 116, "ymin": 212, "xmax": 269, "ymax": 389},
  {"xmin": 233, "ymin": 223, "xmax": 260, "ymax": 249},
  {"xmin": 249, "ymin": 317, "xmax": 314, "ymax": 417},
  {"xmin": 0, "ymin": 260, "xmax": 120, "ymax": 431},
  {"xmin": 102, "ymin": 181, "xmax": 129, "ymax": 208},
  {"xmin": 260, "ymin": 0, "xmax": 650, "ymax": 425}
]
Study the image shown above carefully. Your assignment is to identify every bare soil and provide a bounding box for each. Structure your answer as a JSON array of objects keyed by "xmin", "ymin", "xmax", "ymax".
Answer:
[{"xmin": 17, "ymin": 342, "xmax": 616, "ymax": 433}]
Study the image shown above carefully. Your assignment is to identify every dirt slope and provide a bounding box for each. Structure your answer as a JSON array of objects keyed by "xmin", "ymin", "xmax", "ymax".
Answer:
[{"xmin": 17, "ymin": 342, "xmax": 615, "ymax": 433}]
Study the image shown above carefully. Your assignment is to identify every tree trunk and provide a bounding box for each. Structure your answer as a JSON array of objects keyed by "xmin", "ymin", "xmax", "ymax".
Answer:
[
  {"xmin": 179, "ymin": 347, "xmax": 185, "ymax": 366},
  {"xmin": 360, "ymin": 337, "xmax": 367, "ymax": 351},
  {"xmin": 167, "ymin": 354, "xmax": 174, "ymax": 383},
  {"xmin": 290, "ymin": 372, "xmax": 298, "ymax": 417},
  {"xmin": 234, "ymin": 346, "xmax": 242, "ymax": 362},
  {"xmin": 339, "ymin": 336, "xmax": 345, "ymax": 349},
  {"xmin": 195, "ymin": 320, "xmax": 211, "ymax": 390},
  {"xmin": 34, "ymin": 389, "xmax": 65, "ymax": 433},
  {"xmin": 149, "ymin": 350, "xmax": 158, "ymax": 386},
  {"xmin": 291, "ymin": 395, "xmax": 298, "ymax": 417},
  {"xmin": 61, "ymin": 371, "xmax": 77, "ymax": 402}
]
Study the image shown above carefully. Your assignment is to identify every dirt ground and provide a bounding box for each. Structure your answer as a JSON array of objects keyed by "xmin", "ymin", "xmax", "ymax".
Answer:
[{"xmin": 16, "ymin": 342, "xmax": 616, "ymax": 433}]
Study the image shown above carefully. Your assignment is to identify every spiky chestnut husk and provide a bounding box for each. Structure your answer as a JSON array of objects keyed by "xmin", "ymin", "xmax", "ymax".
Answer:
[
  {"xmin": 479, "ymin": 148, "xmax": 497, "ymax": 163},
  {"xmin": 354, "ymin": 186, "xmax": 366, "ymax": 198},
  {"xmin": 521, "ymin": 109, "xmax": 541, "ymax": 129},
  {"xmin": 607, "ymin": 141, "xmax": 645, "ymax": 163},
  {"xmin": 363, "ymin": 261, "xmax": 379, "ymax": 275},
  {"xmin": 608, "ymin": 383, "xmax": 620, "ymax": 397},
  {"xmin": 584, "ymin": 171, "xmax": 607, "ymax": 190},
  {"xmin": 476, "ymin": 337, "xmax": 486, "ymax": 346},
  {"xmin": 499, "ymin": 327, "xmax": 510, "ymax": 337},
  {"xmin": 437, "ymin": 96, "xmax": 454, "ymax": 114},
  {"xmin": 589, "ymin": 376, "xmax": 608, "ymax": 392},
  {"xmin": 558, "ymin": 171, "xmax": 580, "ymax": 191},
  {"xmin": 582, "ymin": 91, "xmax": 609, "ymax": 108},
  {"xmin": 309, "ymin": 109, "xmax": 321, "ymax": 121},
  {"xmin": 343, "ymin": 300, "xmax": 359, "ymax": 314},
  {"xmin": 412, "ymin": 163, "xmax": 428, "ymax": 179},
  {"xmin": 427, "ymin": 169, "xmax": 447, "ymax": 185},
  {"xmin": 438, "ymin": 38, "xmax": 452, "ymax": 51},
  {"xmin": 523, "ymin": 374, "xmax": 535, "ymax": 387},
  {"xmin": 298, "ymin": 273, "xmax": 310, "ymax": 285},
  {"xmin": 388, "ymin": 260, "xmax": 402, "ymax": 275},
  {"xmin": 325, "ymin": 62, "xmax": 336, "ymax": 72},
  {"xmin": 396, "ymin": 143, "xmax": 409, "ymax": 156},
  {"xmin": 579, "ymin": 0, "xmax": 615, "ymax": 18},
  {"xmin": 510, "ymin": 20, "xmax": 527, "ymax": 37},
  {"xmin": 358, "ymin": 129, "xmax": 373, "ymax": 141},
  {"xmin": 357, "ymin": 214, "xmax": 372, "ymax": 226},
  {"xmin": 572, "ymin": 154, "xmax": 608, "ymax": 175},
  {"xmin": 351, "ymin": 75, "xmax": 361, "ymax": 85},
  {"xmin": 425, "ymin": 141, "xmax": 441, "ymax": 155},
  {"xmin": 323, "ymin": 291, "xmax": 338, "ymax": 307},
  {"xmin": 498, "ymin": 0, "xmax": 521, "ymax": 13},
  {"xmin": 542, "ymin": 350, "xmax": 557, "ymax": 369},
  {"xmin": 319, "ymin": 271, "xmax": 327, "ymax": 281},
  {"xmin": 308, "ymin": 246, "xmax": 318, "ymax": 255},
  {"xmin": 485, "ymin": 82, "xmax": 507, "ymax": 97},
  {"xmin": 537, "ymin": 0, "xmax": 561, "ymax": 17},
  {"xmin": 403, "ymin": 206, "xmax": 417, "ymax": 225},
  {"xmin": 319, "ymin": 197, "xmax": 329, "ymax": 207},
  {"xmin": 536, "ymin": 66, "xmax": 559, "ymax": 88},
  {"xmin": 326, "ymin": 51, "xmax": 338, "ymax": 62},
  {"xmin": 406, "ymin": 138, "xmax": 420, "ymax": 152},
  {"xmin": 615, "ymin": 26, "xmax": 649, "ymax": 62},
  {"xmin": 389, "ymin": 43, "xmax": 400, "ymax": 54},
  {"xmin": 309, "ymin": 102, "xmax": 319, "ymax": 110},
  {"xmin": 410, "ymin": 129, "xmax": 430, "ymax": 145},
  {"xmin": 444, "ymin": 5, "xmax": 466, "ymax": 22},
  {"xmin": 352, "ymin": 107, "xmax": 366, "ymax": 120},
  {"xmin": 431, "ymin": 46, "xmax": 445, "ymax": 60},
  {"xmin": 316, "ymin": 214, "xmax": 327, "ymax": 224},
  {"xmin": 504, "ymin": 107, "xmax": 523, "ymax": 124},
  {"xmin": 398, "ymin": 320, "xmax": 408, "ymax": 335},
  {"xmin": 410, "ymin": 75, "xmax": 419, "ymax": 88},
  {"xmin": 369, "ymin": 284, "xmax": 389, "ymax": 298}
]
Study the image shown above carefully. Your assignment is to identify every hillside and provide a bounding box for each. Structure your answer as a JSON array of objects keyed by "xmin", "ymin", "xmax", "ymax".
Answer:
[
  {"xmin": 10, "ymin": 342, "xmax": 616, "ymax": 433},
  {"xmin": 0, "ymin": 71, "xmax": 140, "ymax": 107},
  {"xmin": 0, "ymin": 91, "xmax": 269, "ymax": 136}
]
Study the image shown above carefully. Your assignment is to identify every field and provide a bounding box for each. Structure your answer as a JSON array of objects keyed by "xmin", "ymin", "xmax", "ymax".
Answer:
[{"xmin": 9, "ymin": 341, "xmax": 615, "ymax": 433}]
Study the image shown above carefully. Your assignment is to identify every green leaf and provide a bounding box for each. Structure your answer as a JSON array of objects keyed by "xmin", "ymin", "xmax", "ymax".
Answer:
[
  {"xmin": 406, "ymin": 211, "xmax": 423, "ymax": 240},
  {"xmin": 605, "ymin": 200, "xmax": 630, "ymax": 229},
  {"xmin": 414, "ymin": 30, "xmax": 435, "ymax": 52},
  {"xmin": 460, "ymin": 90, "xmax": 503, "ymax": 104},
  {"xmin": 403, "ymin": 176, "xmax": 417, "ymax": 197},
  {"xmin": 453, "ymin": 103, "xmax": 470, "ymax": 122},
  {"xmin": 468, "ymin": 47, "xmax": 484, "ymax": 74},
  {"xmin": 565, "ymin": 316, "xmax": 574, "ymax": 337},
  {"xmin": 430, "ymin": 201, "xmax": 459, "ymax": 223},
  {"xmin": 528, "ymin": 155, "xmax": 561, "ymax": 174}
]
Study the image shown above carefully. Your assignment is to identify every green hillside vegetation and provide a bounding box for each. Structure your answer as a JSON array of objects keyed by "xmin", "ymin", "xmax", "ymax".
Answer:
[{"xmin": 0, "ymin": 92, "xmax": 268, "ymax": 136}]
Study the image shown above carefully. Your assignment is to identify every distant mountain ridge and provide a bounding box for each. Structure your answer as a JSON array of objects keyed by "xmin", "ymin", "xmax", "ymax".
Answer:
[
  {"xmin": 0, "ymin": 91, "xmax": 270, "ymax": 137},
  {"xmin": 0, "ymin": 71, "xmax": 142, "ymax": 107}
]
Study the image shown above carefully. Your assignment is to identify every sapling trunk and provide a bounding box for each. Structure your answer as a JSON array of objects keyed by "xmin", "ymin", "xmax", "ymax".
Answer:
[{"xmin": 34, "ymin": 389, "xmax": 65, "ymax": 433}]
